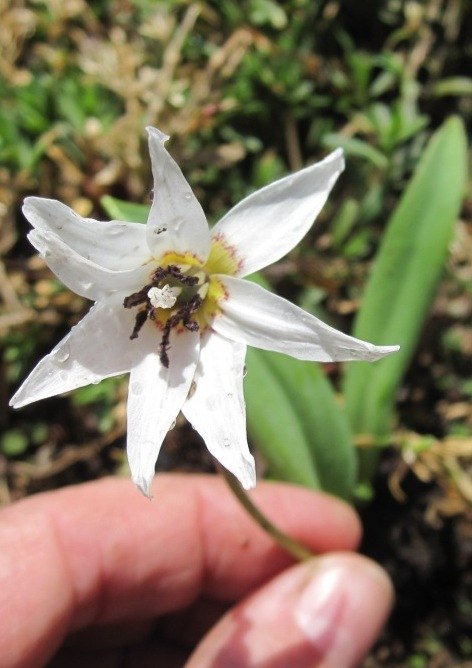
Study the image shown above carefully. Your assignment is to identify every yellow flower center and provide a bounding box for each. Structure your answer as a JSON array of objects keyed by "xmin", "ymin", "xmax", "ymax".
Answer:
[{"xmin": 123, "ymin": 236, "xmax": 239, "ymax": 366}]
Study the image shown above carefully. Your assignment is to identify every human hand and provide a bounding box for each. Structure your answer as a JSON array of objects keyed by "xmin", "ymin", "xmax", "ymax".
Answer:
[{"xmin": 0, "ymin": 475, "xmax": 393, "ymax": 667}]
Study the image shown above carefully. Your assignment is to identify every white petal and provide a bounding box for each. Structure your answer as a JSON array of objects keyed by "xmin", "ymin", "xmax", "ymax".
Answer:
[
  {"xmin": 145, "ymin": 127, "xmax": 210, "ymax": 262},
  {"xmin": 10, "ymin": 297, "xmax": 140, "ymax": 408},
  {"xmin": 211, "ymin": 149, "xmax": 344, "ymax": 277},
  {"xmin": 23, "ymin": 198, "xmax": 150, "ymax": 270},
  {"xmin": 126, "ymin": 327, "xmax": 199, "ymax": 497},
  {"xmin": 182, "ymin": 331, "xmax": 256, "ymax": 490},
  {"xmin": 28, "ymin": 229, "xmax": 150, "ymax": 301},
  {"xmin": 212, "ymin": 276, "xmax": 400, "ymax": 362}
]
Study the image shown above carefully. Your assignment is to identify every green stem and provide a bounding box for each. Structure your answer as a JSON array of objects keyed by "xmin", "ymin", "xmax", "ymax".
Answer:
[{"xmin": 222, "ymin": 468, "xmax": 314, "ymax": 562}]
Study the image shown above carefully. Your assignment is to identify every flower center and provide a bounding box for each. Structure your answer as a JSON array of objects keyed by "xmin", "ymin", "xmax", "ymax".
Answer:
[{"xmin": 123, "ymin": 263, "xmax": 209, "ymax": 368}]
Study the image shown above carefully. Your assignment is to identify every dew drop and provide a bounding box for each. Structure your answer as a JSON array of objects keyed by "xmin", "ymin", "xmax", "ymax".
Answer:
[
  {"xmin": 130, "ymin": 381, "xmax": 143, "ymax": 396},
  {"xmin": 243, "ymin": 365, "xmax": 248, "ymax": 378},
  {"xmin": 109, "ymin": 226, "xmax": 123, "ymax": 237},
  {"xmin": 59, "ymin": 371, "xmax": 69, "ymax": 382},
  {"xmin": 184, "ymin": 192, "xmax": 193, "ymax": 201},
  {"xmin": 169, "ymin": 419, "xmax": 176, "ymax": 430},
  {"xmin": 223, "ymin": 438, "xmax": 231, "ymax": 448},
  {"xmin": 91, "ymin": 378, "xmax": 101, "ymax": 385},
  {"xmin": 153, "ymin": 225, "xmax": 167, "ymax": 235},
  {"xmin": 53, "ymin": 346, "xmax": 70, "ymax": 363},
  {"xmin": 173, "ymin": 216, "xmax": 185, "ymax": 231}
]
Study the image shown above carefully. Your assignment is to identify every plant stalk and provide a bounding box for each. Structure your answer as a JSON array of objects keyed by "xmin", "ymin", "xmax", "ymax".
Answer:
[{"xmin": 222, "ymin": 468, "xmax": 314, "ymax": 562}]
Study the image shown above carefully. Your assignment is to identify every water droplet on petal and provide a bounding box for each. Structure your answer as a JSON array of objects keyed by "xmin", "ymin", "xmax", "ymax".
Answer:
[
  {"xmin": 59, "ymin": 371, "xmax": 69, "ymax": 382},
  {"xmin": 243, "ymin": 365, "xmax": 248, "ymax": 378},
  {"xmin": 130, "ymin": 382, "xmax": 143, "ymax": 396},
  {"xmin": 223, "ymin": 438, "xmax": 231, "ymax": 448},
  {"xmin": 169, "ymin": 419, "xmax": 176, "ymax": 430},
  {"xmin": 174, "ymin": 216, "xmax": 185, "ymax": 232},
  {"xmin": 53, "ymin": 346, "xmax": 70, "ymax": 363},
  {"xmin": 184, "ymin": 192, "xmax": 193, "ymax": 201}
]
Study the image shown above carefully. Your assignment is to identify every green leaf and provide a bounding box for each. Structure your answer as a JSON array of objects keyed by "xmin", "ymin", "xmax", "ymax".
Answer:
[
  {"xmin": 260, "ymin": 350, "xmax": 356, "ymax": 499},
  {"xmin": 1, "ymin": 429, "xmax": 29, "ymax": 457},
  {"xmin": 432, "ymin": 77, "xmax": 472, "ymax": 97},
  {"xmin": 245, "ymin": 348, "xmax": 320, "ymax": 489},
  {"xmin": 344, "ymin": 117, "xmax": 468, "ymax": 474},
  {"xmin": 322, "ymin": 134, "xmax": 388, "ymax": 169},
  {"xmin": 100, "ymin": 195, "xmax": 149, "ymax": 224}
]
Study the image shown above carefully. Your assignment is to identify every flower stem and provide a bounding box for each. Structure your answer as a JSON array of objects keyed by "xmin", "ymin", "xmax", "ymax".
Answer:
[{"xmin": 221, "ymin": 468, "xmax": 314, "ymax": 562}]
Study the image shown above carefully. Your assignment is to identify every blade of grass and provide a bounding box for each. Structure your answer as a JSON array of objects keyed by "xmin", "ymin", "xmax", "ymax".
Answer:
[
  {"xmin": 245, "ymin": 347, "xmax": 320, "ymax": 488},
  {"xmin": 343, "ymin": 117, "xmax": 468, "ymax": 478},
  {"xmin": 261, "ymin": 349, "xmax": 356, "ymax": 499}
]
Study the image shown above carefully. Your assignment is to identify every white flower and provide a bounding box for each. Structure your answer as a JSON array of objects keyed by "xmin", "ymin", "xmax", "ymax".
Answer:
[{"xmin": 10, "ymin": 127, "xmax": 399, "ymax": 496}]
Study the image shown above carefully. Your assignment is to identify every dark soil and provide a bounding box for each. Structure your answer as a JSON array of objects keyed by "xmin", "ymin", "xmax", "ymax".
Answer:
[{"xmin": 362, "ymin": 452, "xmax": 472, "ymax": 667}]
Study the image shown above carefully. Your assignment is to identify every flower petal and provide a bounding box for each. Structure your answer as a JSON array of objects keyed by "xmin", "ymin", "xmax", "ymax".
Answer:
[
  {"xmin": 212, "ymin": 276, "xmax": 400, "ymax": 362},
  {"xmin": 23, "ymin": 197, "xmax": 150, "ymax": 270},
  {"xmin": 28, "ymin": 229, "xmax": 150, "ymax": 301},
  {"xmin": 126, "ymin": 327, "xmax": 199, "ymax": 497},
  {"xmin": 145, "ymin": 127, "xmax": 210, "ymax": 262},
  {"xmin": 182, "ymin": 331, "xmax": 256, "ymax": 490},
  {"xmin": 9, "ymin": 297, "xmax": 139, "ymax": 408},
  {"xmin": 211, "ymin": 149, "xmax": 344, "ymax": 277}
]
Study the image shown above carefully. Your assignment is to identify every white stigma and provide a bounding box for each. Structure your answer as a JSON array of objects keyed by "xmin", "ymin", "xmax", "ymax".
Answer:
[{"xmin": 147, "ymin": 285, "xmax": 181, "ymax": 309}]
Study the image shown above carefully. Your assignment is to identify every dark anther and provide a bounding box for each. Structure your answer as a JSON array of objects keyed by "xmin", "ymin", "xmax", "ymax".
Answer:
[
  {"xmin": 123, "ymin": 285, "xmax": 151, "ymax": 309},
  {"xmin": 159, "ymin": 322, "xmax": 172, "ymax": 368},
  {"xmin": 158, "ymin": 293, "xmax": 203, "ymax": 367},
  {"xmin": 151, "ymin": 265, "xmax": 198, "ymax": 287},
  {"xmin": 184, "ymin": 320, "xmax": 199, "ymax": 331},
  {"xmin": 130, "ymin": 309, "xmax": 148, "ymax": 340}
]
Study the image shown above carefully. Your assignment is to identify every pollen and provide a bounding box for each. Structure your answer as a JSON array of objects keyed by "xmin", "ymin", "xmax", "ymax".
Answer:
[{"xmin": 148, "ymin": 285, "xmax": 181, "ymax": 308}]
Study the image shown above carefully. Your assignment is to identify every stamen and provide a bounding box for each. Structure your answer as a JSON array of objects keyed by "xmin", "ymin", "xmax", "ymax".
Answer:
[
  {"xmin": 158, "ymin": 293, "xmax": 203, "ymax": 367},
  {"xmin": 124, "ymin": 262, "xmax": 208, "ymax": 367},
  {"xmin": 151, "ymin": 265, "xmax": 199, "ymax": 287},
  {"xmin": 130, "ymin": 309, "xmax": 148, "ymax": 340},
  {"xmin": 123, "ymin": 285, "xmax": 151, "ymax": 309}
]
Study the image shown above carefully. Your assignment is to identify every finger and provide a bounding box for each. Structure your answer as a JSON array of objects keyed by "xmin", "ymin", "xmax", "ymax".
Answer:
[
  {"xmin": 0, "ymin": 474, "xmax": 360, "ymax": 667},
  {"xmin": 187, "ymin": 553, "xmax": 394, "ymax": 668}
]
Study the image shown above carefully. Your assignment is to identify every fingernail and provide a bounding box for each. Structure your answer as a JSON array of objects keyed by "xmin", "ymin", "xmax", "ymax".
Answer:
[{"xmin": 294, "ymin": 556, "xmax": 393, "ymax": 668}]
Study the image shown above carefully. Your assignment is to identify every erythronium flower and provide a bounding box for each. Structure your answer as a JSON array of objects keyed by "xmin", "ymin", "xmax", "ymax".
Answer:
[{"xmin": 10, "ymin": 127, "xmax": 399, "ymax": 497}]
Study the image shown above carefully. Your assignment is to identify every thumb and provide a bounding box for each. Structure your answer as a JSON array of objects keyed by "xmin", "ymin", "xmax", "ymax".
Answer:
[{"xmin": 187, "ymin": 553, "xmax": 394, "ymax": 668}]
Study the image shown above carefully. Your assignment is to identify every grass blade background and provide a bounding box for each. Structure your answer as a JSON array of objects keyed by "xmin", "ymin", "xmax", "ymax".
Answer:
[
  {"xmin": 245, "ymin": 348, "xmax": 320, "ymax": 488},
  {"xmin": 343, "ymin": 117, "xmax": 468, "ymax": 476},
  {"xmin": 259, "ymin": 350, "xmax": 356, "ymax": 498},
  {"xmin": 101, "ymin": 195, "xmax": 149, "ymax": 223}
]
